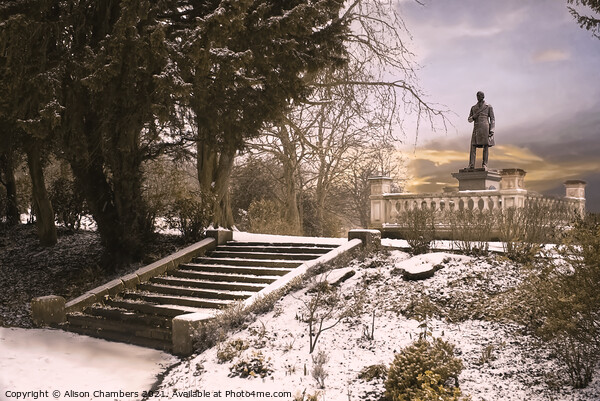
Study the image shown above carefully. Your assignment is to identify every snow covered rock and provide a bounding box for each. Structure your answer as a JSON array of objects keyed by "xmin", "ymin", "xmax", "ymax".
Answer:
[{"xmin": 403, "ymin": 263, "xmax": 436, "ymax": 280}]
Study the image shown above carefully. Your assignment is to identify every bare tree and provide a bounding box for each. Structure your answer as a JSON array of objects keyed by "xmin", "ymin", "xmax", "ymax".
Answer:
[
  {"xmin": 341, "ymin": 143, "xmax": 406, "ymax": 228},
  {"xmin": 241, "ymin": 1, "xmax": 449, "ymax": 234}
]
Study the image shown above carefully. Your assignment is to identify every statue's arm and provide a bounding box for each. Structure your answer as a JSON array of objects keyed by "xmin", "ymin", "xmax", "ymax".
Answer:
[
  {"xmin": 468, "ymin": 106, "xmax": 475, "ymax": 123},
  {"xmin": 489, "ymin": 106, "xmax": 495, "ymax": 134}
]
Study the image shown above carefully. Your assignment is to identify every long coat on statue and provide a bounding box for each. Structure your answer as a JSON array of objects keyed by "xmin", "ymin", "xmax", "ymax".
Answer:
[{"xmin": 468, "ymin": 101, "xmax": 495, "ymax": 147}]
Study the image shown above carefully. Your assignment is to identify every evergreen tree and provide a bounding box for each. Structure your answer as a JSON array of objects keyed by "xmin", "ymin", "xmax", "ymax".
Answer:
[
  {"xmin": 57, "ymin": 0, "xmax": 179, "ymax": 267},
  {"xmin": 568, "ymin": 0, "xmax": 600, "ymax": 37},
  {"xmin": 1, "ymin": 0, "xmax": 351, "ymax": 265},
  {"xmin": 170, "ymin": 0, "xmax": 348, "ymax": 227}
]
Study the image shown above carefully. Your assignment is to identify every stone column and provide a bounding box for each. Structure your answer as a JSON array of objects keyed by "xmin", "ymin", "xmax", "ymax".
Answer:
[{"xmin": 368, "ymin": 176, "xmax": 393, "ymax": 228}]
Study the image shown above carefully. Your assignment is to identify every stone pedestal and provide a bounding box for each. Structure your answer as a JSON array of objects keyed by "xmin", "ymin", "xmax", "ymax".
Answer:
[
  {"xmin": 348, "ymin": 229, "xmax": 381, "ymax": 249},
  {"xmin": 564, "ymin": 180, "xmax": 586, "ymax": 200},
  {"xmin": 564, "ymin": 179, "xmax": 587, "ymax": 215},
  {"xmin": 451, "ymin": 168, "xmax": 501, "ymax": 191},
  {"xmin": 205, "ymin": 229, "xmax": 233, "ymax": 245},
  {"xmin": 32, "ymin": 295, "xmax": 66, "ymax": 326},
  {"xmin": 500, "ymin": 169, "xmax": 527, "ymax": 190}
]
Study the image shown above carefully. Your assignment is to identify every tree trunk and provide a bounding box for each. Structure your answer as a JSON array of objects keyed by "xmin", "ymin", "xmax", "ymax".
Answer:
[
  {"xmin": 278, "ymin": 125, "xmax": 303, "ymax": 234},
  {"xmin": 196, "ymin": 135, "xmax": 235, "ymax": 228},
  {"xmin": 0, "ymin": 152, "xmax": 20, "ymax": 226},
  {"xmin": 282, "ymin": 163, "xmax": 302, "ymax": 234},
  {"xmin": 315, "ymin": 186, "xmax": 326, "ymax": 237},
  {"xmin": 26, "ymin": 144, "xmax": 57, "ymax": 246},
  {"xmin": 69, "ymin": 135, "xmax": 150, "ymax": 269}
]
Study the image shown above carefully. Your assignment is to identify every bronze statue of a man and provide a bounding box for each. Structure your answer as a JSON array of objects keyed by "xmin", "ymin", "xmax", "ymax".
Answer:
[{"xmin": 467, "ymin": 91, "xmax": 495, "ymax": 169}]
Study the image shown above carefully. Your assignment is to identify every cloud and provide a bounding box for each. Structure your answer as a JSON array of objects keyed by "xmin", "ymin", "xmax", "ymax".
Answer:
[
  {"xmin": 403, "ymin": 143, "xmax": 598, "ymax": 206},
  {"xmin": 532, "ymin": 49, "xmax": 570, "ymax": 62}
]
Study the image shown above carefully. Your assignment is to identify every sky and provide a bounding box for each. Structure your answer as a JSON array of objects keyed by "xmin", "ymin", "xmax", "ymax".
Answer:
[{"xmin": 393, "ymin": 0, "xmax": 600, "ymax": 212}]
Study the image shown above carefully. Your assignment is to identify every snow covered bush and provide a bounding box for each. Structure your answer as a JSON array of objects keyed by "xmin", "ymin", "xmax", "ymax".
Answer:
[
  {"xmin": 299, "ymin": 273, "xmax": 365, "ymax": 353},
  {"xmin": 384, "ymin": 337, "xmax": 466, "ymax": 401},
  {"xmin": 311, "ymin": 349, "xmax": 329, "ymax": 389},
  {"xmin": 358, "ymin": 364, "xmax": 388, "ymax": 382},
  {"xmin": 217, "ymin": 339, "xmax": 249, "ymax": 363},
  {"xmin": 228, "ymin": 351, "xmax": 273, "ymax": 379}
]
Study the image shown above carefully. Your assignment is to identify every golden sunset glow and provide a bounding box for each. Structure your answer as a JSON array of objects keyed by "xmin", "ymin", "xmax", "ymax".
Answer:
[{"xmin": 404, "ymin": 143, "xmax": 599, "ymax": 198}]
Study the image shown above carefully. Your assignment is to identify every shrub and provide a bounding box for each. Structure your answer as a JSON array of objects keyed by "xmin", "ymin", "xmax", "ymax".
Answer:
[
  {"xmin": 385, "ymin": 337, "xmax": 464, "ymax": 401},
  {"xmin": 229, "ymin": 351, "xmax": 273, "ymax": 379},
  {"xmin": 299, "ymin": 273, "xmax": 365, "ymax": 353},
  {"xmin": 217, "ymin": 339, "xmax": 249, "ymax": 363},
  {"xmin": 142, "ymin": 158, "xmax": 214, "ymax": 238},
  {"xmin": 507, "ymin": 215, "xmax": 600, "ymax": 388},
  {"xmin": 358, "ymin": 364, "xmax": 388, "ymax": 382},
  {"xmin": 397, "ymin": 207, "xmax": 436, "ymax": 255},
  {"xmin": 166, "ymin": 190, "xmax": 214, "ymax": 241},
  {"xmin": 446, "ymin": 209, "xmax": 493, "ymax": 255},
  {"xmin": 401, "ymin": 293, "xmax": 440, "ymax": 322},
  {"xmin": 49, "ymin": 176, "xmax": 86, "ymax": 230},
  {"xmin": 194, "ymin": 302, "xmax": 249, "ymax": 352},
  {"xmin": 408, "ymin": 370, "xmax": 470, "ymax": 401},
  {"xmin": 293, "ymin": 391, "xmax": 321, "ymax": 401},
  {"xmin": 311, "ymin": 350, "xmax": 329, "ymax": 389},
  {"xmin": 497, "ymin": 202, "xmax": 568, "ymax": 263},
  {"xmin": 194, "ymin": 278, "xmax": 306, "ymax": 353},
  {"xmin": 539, "ymin": 217, "xmax": 600, "ymax": 388},
  {"xmin": 247, "ymin": 198, "xmax": 302, "ymax": 235},
  {"xmin": 551, "ymin": 334, "xmax": 597, "ymax": 389}
]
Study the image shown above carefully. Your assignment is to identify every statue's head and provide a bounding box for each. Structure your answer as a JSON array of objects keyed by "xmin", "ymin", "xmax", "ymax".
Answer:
[{"xmin": 476, "ymin": 91, "xmax": 485, "ymax": 101}]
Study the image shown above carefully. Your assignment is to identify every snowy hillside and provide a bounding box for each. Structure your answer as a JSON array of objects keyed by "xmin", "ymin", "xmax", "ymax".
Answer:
[{"xmin": 156, "ymin": 248, "xmax": 600, "ymax": 401}]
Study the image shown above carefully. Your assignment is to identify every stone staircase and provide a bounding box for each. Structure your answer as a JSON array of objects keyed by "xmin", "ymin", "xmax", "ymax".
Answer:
[{"xmin": 61, "ymin": 240, "xmax": 339, "ymax": 352}]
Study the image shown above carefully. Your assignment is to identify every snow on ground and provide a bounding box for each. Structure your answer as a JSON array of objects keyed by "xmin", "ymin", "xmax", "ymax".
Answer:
[
  {"xmin": 4, "ymin": 238, "xmax": 598, "ymax": 401},
  {"xmin": 0, "ymin": 328, "xmax": 176, "ymax": 401},
  {"xmin": 382, "ymin": 238, "xmax": 507, "ymax": 253},
  {"xmin": 156, "ymin": 249, "xmax": 600, "ymax": 401}
]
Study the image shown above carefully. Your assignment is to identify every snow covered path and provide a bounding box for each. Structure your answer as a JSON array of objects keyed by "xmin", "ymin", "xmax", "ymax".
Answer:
[{"xmin": 0, "ymin": 328, "xmax": 177, "ymax": 401}]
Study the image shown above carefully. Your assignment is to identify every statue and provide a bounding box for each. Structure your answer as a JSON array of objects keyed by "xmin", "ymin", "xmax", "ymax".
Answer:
[{"xmin": 467, "ymin": 91, "xmax": 495, "ymax": 169}]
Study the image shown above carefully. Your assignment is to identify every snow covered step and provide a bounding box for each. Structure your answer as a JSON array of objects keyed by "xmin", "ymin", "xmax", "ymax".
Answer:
[
  {"xmin": 216, "ymin": 245, "xmax": 332, "ymax": 254},
  {"xmin": 85, "ymin": 305, "xmax": 173, "ymax": 328},
  {"xmin": 57, "ymin": 238, "xmax": 344, "ymax": 354},
  {"xmin": 122, "ymin": 291, "xmax": 236, "ymax": 309},
  {"xmin": 151, "ymin": 276, "xmax": 266, "ymax": 292},
  {"xmin": 169, "ymin": 269, "xmax": 280, "ymax": 284},
  {"xmin": 137, "ymin": 283, "xmax": 255, "ymax": 301},
  {"xmin": 179, "ymin": 263, "xmax": 294, "ymax": 276},
  {"xmin": 225, "ymin": 241, "xmax": 339, "ymax": 249},
  {"xmin": 65, "ymin": 322, "xmax": 172, "ymax": 352},
  {"xmin": 190, "ymin": 257, "xmax": 303, "ymax": 268},
  {"xmin": 208, "ymin": 250, "xmax": 324, "ymax": 261},
  {"xmin": 105, "ymin": 298, "xmax": 201, "ymax": 317}
]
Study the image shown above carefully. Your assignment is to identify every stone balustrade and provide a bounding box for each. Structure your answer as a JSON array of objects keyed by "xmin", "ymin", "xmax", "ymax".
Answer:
[{"xmin": 369, "ymin": 172, "xmax": 586, "ymax": 231}]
